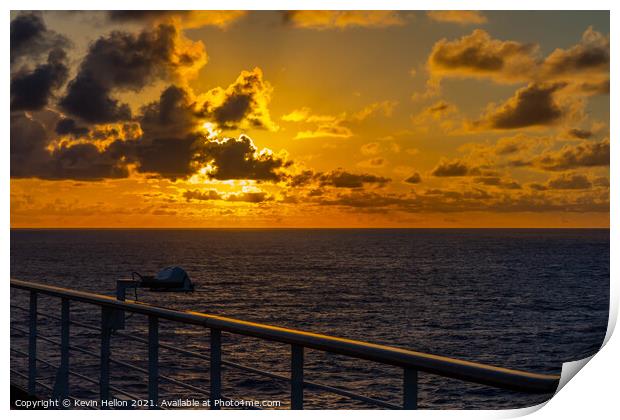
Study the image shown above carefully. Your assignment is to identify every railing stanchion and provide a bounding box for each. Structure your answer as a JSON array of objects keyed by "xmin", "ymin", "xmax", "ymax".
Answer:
[
  {"xmin": 291, "ymin": 345, "xmax": 304, "ymax": 410},
  {"xmin": 403, "ymin": 368, "xmax": 418, "ymax": 410},
  {"xmin": 10, "ymin": 279, "xmax": 563, "ymax": 409},
  {"xmin": 27, "ymin": 291, "xmax": 37, "ymax": 396},
  {"xmin": 148, "ymin": 315, "xmax": 159, "ymax": 409},
  {"xmin": 53, "ymin": 298, "xmax": 70, "ymax": 401},
  {"xmin": 210, "ymin": 328, "xmax": 221, "ymax": 409},
  {"xmin": 100, "ymin": 307, "xmax": 113, "ymax": 406}
]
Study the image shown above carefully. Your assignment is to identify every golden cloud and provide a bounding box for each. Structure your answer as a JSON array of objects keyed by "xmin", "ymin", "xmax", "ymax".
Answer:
[
  {"xmin": 468, "ymin": 83, "xmax": 569, "ymax": 130},
  {"xmin": 426, "ymin": 11, "xmax": 487, "ymax": 25},
  {"xmin": 198, "ymin": 67, "xmax": 278, "ymax": 131},
  {"xmin": 423, "ymin": 27, "xmax": 609, "ymax": 99},
  {"xmin": 428, "ymin": 29, "xmax": 538, "ymax": 84},
  {"xmin": 107, "ymin": 11, "xmax": 247, "ymax": 29},
  {"xmin": 285, "ymin": 10, "xmax": 406, "ymax": 30}
]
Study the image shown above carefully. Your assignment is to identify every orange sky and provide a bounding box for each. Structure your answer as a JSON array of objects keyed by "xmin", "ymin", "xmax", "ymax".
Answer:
[{"xmin": 10, "ymin": 11, "xmax": 610, "ymax": 228}]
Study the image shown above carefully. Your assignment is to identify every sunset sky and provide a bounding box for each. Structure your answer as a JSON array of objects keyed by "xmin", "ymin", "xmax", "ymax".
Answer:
[{"xmin": 10, "ymin": 10, "xmax": 610, "ymax": 227}]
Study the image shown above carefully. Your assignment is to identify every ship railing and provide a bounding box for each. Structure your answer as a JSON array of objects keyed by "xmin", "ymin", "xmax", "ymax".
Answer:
[{"xmin": 10, "ymin": 279, "xmax": 560, "ymax": 409}]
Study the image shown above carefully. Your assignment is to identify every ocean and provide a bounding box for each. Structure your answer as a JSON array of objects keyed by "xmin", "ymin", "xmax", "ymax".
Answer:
[{"xmin": 10, "ymin": 229, "xmax": 609, "ymax": 409}]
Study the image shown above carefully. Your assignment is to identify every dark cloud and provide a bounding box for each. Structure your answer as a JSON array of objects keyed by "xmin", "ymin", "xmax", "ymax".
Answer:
[
  {"xmin": 107, "ymin": 10, "xmax": 183, "ymax": 22},
  {"xmin": 13, "ymin": 77, "xmax": 285, "ymax": 182},
  {"xmin": 318, "ymin": 170, "xmax": 390, "ymax": 188},
  {"xmin": 312, "ymin": 187, "xmax": 607, "ymax": 213},
  {"xmin": 75, "ymin": 24, "xmax": 200, "ymax": 89},
  {"xmin": 11, "ymin": 12, "xmax": 69, "ymax": 64},
  {"xmin": 404, "ymin": 173, "xmax": 422, "ymax": 184},
  {"xmin": 126, "ymin": 136, "xmax": 199, "ymax": 180},
  {"xmin": 12, "ymin": 108, "xmax": 287, "ymax": 182},
  {"xmin": 547, "ymin": 173, "xmax": 592, "ymax": 190},
  {"xmin": 488, "ymin": 192, "xmax": 608, "ymax": 213},
  {"xmin": 290, "ymin": 169, "xmax": 390, "ymax": 188},
  {"xmin": 11, "ymin": 48, "xmax": 69, "ymax": 111},
  {"xmin": 10, "ymin": 13, "xmax": 70, "ymax": 112},
  {"xmin": 117, "ymin": 85, "xmax": 202, "ymax": 179},
  {"xmin": 316, "ymin": 191, "xmax": 415, "ymax": 209},
  {"xmin": 60, "ymin": 24, "xmax": 206, "ymax": 123},
  {"xmin": 198, "ymin": 68, "xmax": 276, "ymax": 130},
  {"xmin": 428, "ymin": 29, "xmax": 537, "ymax": 82},
  {"xmin": 60, "ymin": 72, "xmax": 132, "ymax": 123},
  {"xmin": 425, "ymin": 187, "xmax": 493, "ymax": 201},
  {"xmin": 197, "ymin": 135, "xmax": 290, "ymax": 181},
  {"xmin": 44, "ymin": 142, "xmax": 129, "ymax": 180},
  {"xmin": 480, "ymin": 83, "xmax": 565, "ymax": 129},
  {"xmin": 183, "ymin": 189, "xmax": 271, "ymax": 203},
  {"xmin": 542, "ymin": 27, "xmax": 609, "ymax": 78},
  {"xmin": 567, "ymin": 128, "xmax": 593, "ymax": 139},
  {"xmin": 213, "ymin": 94, "xmax": 252, "ymax": 126},
  {"xmin": 431, "ymin": 160, "xmax": 481, "ymax": 177},
  {"xmin": 11, "ymin": 112, "xmax": 128, "ymax": 180},
  {"xmin": 116, "ymin": 88, "xmax": 288, "ymax": 180},
  {"xmin": 474, "ymin": 177, "xmax": 521, "ymax": 189},
  {"xmin": 536, "ymin": 139, "xmax": 610, "ymax": 171},
  {"xmin": 537, "ymin": 27, "xmax": 609, "ymax": 96},
  {"xmin": 139, "ymin": 85, "xmax": 198, "ymax": 139},
  {"xmin": 55, "ymin": 118, "xmax": 90, "ymax": 137},
  {"xmin": 427, "ymin": 26, "xmax": 609, "ymax": 98},
  {"xmin": 183, "ymin": 189, "xmax": 222, "ymax": 201},
  {"xmin": 11, "ymin": 113, "xmax": 51, "ymax": 176}
]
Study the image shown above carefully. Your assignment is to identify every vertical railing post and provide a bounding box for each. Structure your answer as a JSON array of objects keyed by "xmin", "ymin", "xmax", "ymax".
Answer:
[
  {"xmin": 210, "ymin": 328, "xmax": 221, "ymax": 409},
  {"xmin": 291, "ymin": 345, "xmax": 304, "ymax": 410},
  {"xmin": 100, "ymin": 307, "xmax": 112, "ymax": 407},
  {"xmin": 148, "ymin": 316, "xmax": 159, "ymax": 409},
  {"xmin": 27, "ymin": 291, "xmax": 37, "ymax": 396},
  {"xmin": 403, "ymin": 367, "xmax": 418, "ymax": 410},
  {"xmin": 53, "ymin": 298, "xmax": 70, "ymax": 401}
]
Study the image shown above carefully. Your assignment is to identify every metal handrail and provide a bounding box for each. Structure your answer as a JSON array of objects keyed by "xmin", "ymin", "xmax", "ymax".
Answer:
[
  {"xmin": 10, "ymin": 347, "xmax": 140, "ymax": 402},
  {"xmin": 11, "ymin": 310, "xmax": 400, "ymax": 409},
  {"xmin": 11, "ymin": 312, "xmax": 244, "ymax": 409},
  {"xmin": 11, "ymin": 279, "xmax": 560, "ymax": 409},
  {"xmin": 11, "ymin": 324, "xmax": 203, "ymax": 397}
]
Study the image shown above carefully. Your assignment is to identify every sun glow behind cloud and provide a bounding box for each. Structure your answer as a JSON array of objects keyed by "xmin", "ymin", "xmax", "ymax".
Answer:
[{"xmin": 9, "ymin": 10, "xmax": 610, "ymax": 228}]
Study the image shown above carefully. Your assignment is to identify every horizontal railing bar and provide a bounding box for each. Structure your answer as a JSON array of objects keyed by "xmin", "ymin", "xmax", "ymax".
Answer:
[
  {"xmin": 98, "ymin": 330, "xmax": 396, "ymax": 408},
  {"xmin": 11, "ymin": 279, "xmax": 560, "ymax": 394},
  {"xmin": 39, "ymin": 311, "xmax": 101, "ymax": 332},
  {"xmin": 9, "ymin": 367, "xmax": 95, "ymax": 408},
  {"xmin": 11, "ymin": 347, "xmax": 141, "ymax": 401},
  {"xmin": 13, "ymin": 314, "xmax": 403, "ymax": 409},
  {"xmin": 12, "ymin": 305, "xmax": 107, "ymax": 338},
  {"xmin": 10, "ymin": 369, "xmax": 54, "ymax": 393},
  {"xmin": 10, "ymin": 368, "xmax": 29, "ymax": 381},
  {"xmin": 11, "ymin": 327, "xmax": 409, "ymax": 409},
  {"xmin": 11, "ymin": 325, "xmax": 200, "ymax": 398},
  {"xmin": 12, "ymin": 305, "xmax": 102, "ymax": 334},
  {"xmin": 103, "ymin": 330, "xmax": 398, "ymax": 408},
  {"xmin": 12, "ymin": 320, "xmax": 402, "ymax": 408}
]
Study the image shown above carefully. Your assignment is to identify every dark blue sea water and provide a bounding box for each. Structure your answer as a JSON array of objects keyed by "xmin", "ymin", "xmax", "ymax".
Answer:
[{"xmin": 10, "ymin": 229, "xmax": 609, "ymax": 409}]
